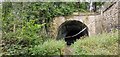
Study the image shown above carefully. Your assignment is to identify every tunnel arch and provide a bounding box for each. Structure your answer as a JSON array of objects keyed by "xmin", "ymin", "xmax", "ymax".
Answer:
[{"xmin": 57, "ymin": 20, "xmax": 89, "ymax": 45}]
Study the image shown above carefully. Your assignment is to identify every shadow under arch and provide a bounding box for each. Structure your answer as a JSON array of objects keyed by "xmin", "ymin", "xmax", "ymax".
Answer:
[{"xmin": 57, "ymin": 20, "xmax": 89, "ymax": 45}]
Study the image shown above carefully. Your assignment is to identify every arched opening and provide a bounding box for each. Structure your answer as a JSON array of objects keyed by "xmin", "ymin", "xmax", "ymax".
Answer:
[{"xmin": 57, "ymin": 20, "xmax": 89, "ymax": 45}]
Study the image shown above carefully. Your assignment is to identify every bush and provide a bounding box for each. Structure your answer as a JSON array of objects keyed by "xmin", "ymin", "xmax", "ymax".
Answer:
[
  {"xmin": 71, "ymin": 31, "xmax": 118, "ymax": 55},
  {"xmin": 2, "ymin": 20, "xmax": 47, "ymax": 55},
  {"xmin": 29, "ymin": 39, "xmax": 66, "ymax": 55}
]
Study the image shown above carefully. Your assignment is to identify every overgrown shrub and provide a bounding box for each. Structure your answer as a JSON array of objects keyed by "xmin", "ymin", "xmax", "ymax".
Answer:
[
  {"xmin": 29, "ymin": 39, "xmax": 66, "ymax": 55},
  {"xmin": 21, "ymin": 20, "xmax": 46, "ymax": 45},
  {"xmin": 2, "ymin": 19, "xmax": 46, "ymax": 55},
  {"xmin": 2, "ymin": 39, "xmax": 66, "ymax": 55}
]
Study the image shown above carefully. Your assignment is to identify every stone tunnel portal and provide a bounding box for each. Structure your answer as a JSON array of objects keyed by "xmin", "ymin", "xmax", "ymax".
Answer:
[{"xmin": 57, "ymin": 20, "xmax": 89, "ymax": 45}]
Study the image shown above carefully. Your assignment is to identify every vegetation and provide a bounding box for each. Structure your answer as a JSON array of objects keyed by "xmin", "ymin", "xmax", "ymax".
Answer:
[
  {"xmin": 2, "ymin": 30, "xmax": 118, "ymax": 55},
  {"xmin": 71, "ymin": 30, "xmax": 118, "ymax": 55},
  {"xmin": 1, "ymin": 2, "xmax": 90, "ymax": 55},
  {"xmin": 1, "ymin": 2, "xmax": 117, "ymax": 56},
  {"xmin": 29, "ymin": 39, "xmax": 66, "ymax": 55}
]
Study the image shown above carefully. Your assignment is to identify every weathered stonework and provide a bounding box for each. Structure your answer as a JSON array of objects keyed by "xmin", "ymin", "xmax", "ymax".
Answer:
[
  {"xmin": 50, "ymin": 2, "xmax": 119, "ymax": 38},
  {"xmin": 102, "ymin": 2, "xmax": 119, "ymax": 32},
  {"xmin": 50, "ymin": 13, "xmax": 97, "ymax": 38}
]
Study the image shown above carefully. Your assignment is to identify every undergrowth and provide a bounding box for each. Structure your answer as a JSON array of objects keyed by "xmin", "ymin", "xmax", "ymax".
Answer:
[{"xmin": 1, "ymin": 30, "xmax": 118, "ymax": 55}]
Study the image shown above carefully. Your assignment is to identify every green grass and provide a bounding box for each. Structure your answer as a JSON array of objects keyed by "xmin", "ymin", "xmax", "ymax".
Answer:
[
  {"xmin": 29, "ymin": 39, "xmax": 66, "ymax": 55},
  {"xmin": 2, "ymin": 30, "xmax": 118, "ymax": 55},
  {"xmin": 71, "ymin": 31, "xmax": 118, "ymax": 55},
  {"xmin": 29, "ymin": 30, "xmax": 118, "ymax": 55}
]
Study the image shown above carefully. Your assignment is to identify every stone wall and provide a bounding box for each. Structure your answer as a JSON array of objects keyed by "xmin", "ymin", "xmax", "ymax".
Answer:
[
  {"xmin": 95, "ymin": 2, "xmax": 119, "ymax": 34},
  {"xmin": 103, "ymin": 2, "xmax": 118, "ymax": 32}
]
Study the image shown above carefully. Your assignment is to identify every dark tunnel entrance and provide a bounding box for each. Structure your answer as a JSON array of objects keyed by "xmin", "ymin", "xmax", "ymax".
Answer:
[{"xmin": 57, "ymin": 20, "xmax": 89, "ymax": 45}]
